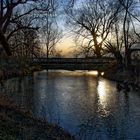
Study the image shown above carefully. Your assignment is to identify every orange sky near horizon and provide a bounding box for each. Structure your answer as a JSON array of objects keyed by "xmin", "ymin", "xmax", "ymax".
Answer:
[{"xmin": 56, "ymin": 37, "xmax": 75, "ymax": 57}]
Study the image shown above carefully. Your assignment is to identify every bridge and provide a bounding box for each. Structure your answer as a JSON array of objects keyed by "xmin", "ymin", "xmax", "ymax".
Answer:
[{"xmin": 31, "ymin": 57, "xmax": 116, "ymax": 71}]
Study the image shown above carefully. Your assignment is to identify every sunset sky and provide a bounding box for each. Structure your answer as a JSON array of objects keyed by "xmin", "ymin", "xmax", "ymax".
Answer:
[
  {"xmin": 44, "ymin": 0, "xmax": 140, "ymax": 57},
  {"xmin": 56, "ymin": 37, "xmax": 75, "ymax": 57}
]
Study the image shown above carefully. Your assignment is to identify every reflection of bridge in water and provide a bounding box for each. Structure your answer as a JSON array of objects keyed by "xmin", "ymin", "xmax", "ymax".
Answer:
[{"xmin": 31, "ymin": 58, "xmax": 116, "ymax": 70}]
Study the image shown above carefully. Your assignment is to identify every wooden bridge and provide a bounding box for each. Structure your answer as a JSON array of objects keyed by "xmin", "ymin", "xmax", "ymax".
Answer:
[{"xmin": 31, "ymin": 57, "xmax": 116, "ymax": 70}]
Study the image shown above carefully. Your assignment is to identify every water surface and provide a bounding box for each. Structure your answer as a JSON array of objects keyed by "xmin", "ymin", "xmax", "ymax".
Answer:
[{"xmin": 1, "ymin": 70, "xmax": 140, "ymax": 140}]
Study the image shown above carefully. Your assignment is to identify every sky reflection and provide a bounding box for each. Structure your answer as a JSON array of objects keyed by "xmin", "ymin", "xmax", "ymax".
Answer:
[{"xmin": 1, "ymin": 70, "xmax": 140, "ymax": 140}]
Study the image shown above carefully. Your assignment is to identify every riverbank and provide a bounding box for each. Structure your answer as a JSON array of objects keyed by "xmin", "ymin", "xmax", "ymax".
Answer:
[
  {"xmin": 0, "ymin": 95, "xmax": 77, "ymax": 140},
  {"xmin": 104, "ymin": 69, "xmax": 140, "ymax": 90},
  {"xmin": 0, "ymin": 65, "xmax": 42, "ymax": 82}
]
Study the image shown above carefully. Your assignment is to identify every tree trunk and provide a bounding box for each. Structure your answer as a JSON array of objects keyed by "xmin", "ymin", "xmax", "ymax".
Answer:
[
  {"xmin": 123, "ymin": 0, "xmax": 129, "ymax": 68},
  {"xmin": 0, "ymin": 30, "xmax": 12, "ymax": 56},
  {"xmin": 92, "ymin": 32, "xmax": 102, "ymax": 58}
]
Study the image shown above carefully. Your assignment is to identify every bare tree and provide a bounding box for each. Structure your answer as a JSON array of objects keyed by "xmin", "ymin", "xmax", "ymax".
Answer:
[
  {"xmin": 103, "ymin": 15, "xmax": 124, "ymax": 65},
  {"xmin": 6, "ymin": 13, "xmax": 41, "ymax": 59},
  {"xmin": 102, "ymin": 0, "xmax": 140, "ymax": 69},
  {"xmin": 40, "ymin": 17, "xmax": 62, "ymax": 58},
  {"xmin": 10, "ymin": 28, "xmax": 40, "ymax": 58},
  {"xmin": 66, "ymin": 0, "xmax": 121, "ymax": 58},
  {"xmin": 118, "ymin": 0, "xmax": 140, "ymax": 67},
  {"xmin": 0, "ymin": 0, "xmax": 56, "ymax": 56}
]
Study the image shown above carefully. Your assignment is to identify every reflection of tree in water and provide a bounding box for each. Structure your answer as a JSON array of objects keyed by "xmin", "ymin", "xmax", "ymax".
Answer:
[
  {"xmin": 77, "ymin": 116, "xmax": 99, "ymax": 140},
  {"xmin": 17, "ymin": 78, "xmax": 22, "ymax": 93},
  {"xmin": 77, "ymin": 78, "xmax": 120, "ymax": 140},
  {"xmin": 103, "ymin": 114, "xmax": 118, "ymax": 140},
  {"xmin": 0, "ymin": 76, "xmax": 34, "ymax": 112},
  {"xmin": 104, "ymin": 91, "xmax": 130, "ymax": 140},
  {"xmin": 20, "ymin": 76, "xmax": 34, "ymax": 111},
  {"xmin": 77, "ymin": 78, "xmax": 100, "ymax": 140},
  {"xmin": 119, "ymin": 92, "xmax": 130, "ymax": 139},
  {"xmin": 77, "ymin": 114, "xmax": 118, "ymax": 140}
]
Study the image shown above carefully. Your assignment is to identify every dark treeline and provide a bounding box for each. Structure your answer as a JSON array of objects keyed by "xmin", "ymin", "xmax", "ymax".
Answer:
[{"xmin": 0, "ymin": 0, "xmax": 140, "ymax": 68}]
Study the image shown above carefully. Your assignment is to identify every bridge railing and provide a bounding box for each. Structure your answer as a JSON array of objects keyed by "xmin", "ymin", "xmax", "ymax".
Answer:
[{"xmin": 31, "ymin": 57, "xmax": 115, "ymax": 64}]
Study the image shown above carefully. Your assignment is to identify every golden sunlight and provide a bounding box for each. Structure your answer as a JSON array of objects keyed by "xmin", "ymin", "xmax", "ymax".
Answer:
[
  {"xmin": 97, "ymin": 81, "xmax": 106, "ymax": 99},
  {"xmin": 101, "ymin": 72, "xmax": 104, "ymax": 76},
  {"xmin": 97, "ymin": 80, "xmax": 110, "ymax": 117},
  {"xmin": 97, "ymin": 37, "xmax": 103, "ymax": 43},
  {"xmin": 56, "ymin": 37, "xmax": 74, "ymax": 57},
  {"xmin": 87, "ymin": 71, "xmax": 98, "ymax": 76}
]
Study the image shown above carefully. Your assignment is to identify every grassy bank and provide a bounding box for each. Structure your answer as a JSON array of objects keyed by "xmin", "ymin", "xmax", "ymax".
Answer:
[{"xmin": 0, "ymin": 95, "xmax": 77, "ymax": 140}]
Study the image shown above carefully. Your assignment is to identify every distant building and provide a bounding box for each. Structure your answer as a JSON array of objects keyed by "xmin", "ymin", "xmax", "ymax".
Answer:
[
  {"xmin": 130, "ymin": 43, "xmax": 140, "ymax": 67},
  {"xmin": 130, "ymin": 43, "xmax": 140, "ymax": 60}
]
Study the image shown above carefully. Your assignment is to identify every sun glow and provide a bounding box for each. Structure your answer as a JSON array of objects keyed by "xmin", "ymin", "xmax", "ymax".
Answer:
[
  {"xmin": 101, "ymin": 72, "xmax": 104, "ymax": 76},
  {"xmin": 97, "ymin": 37, "xmax": 103, "ymax": 43},
  {"xmin": 87, "ymin": 71, "xmax": 98, "ymax": 76}
]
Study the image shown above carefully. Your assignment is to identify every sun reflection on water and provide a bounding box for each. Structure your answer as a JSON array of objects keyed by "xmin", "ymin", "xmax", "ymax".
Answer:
[
  {"xmin": 97, "ymin": 80, "xmax": 110, "ymax": 117},
  {"xmin": 101, "ymin": 72, "xmax": 104, "ymax": 76},
  {"xmin": 86, "ymin": 71, "xmax": 99, "ymax": 76}
]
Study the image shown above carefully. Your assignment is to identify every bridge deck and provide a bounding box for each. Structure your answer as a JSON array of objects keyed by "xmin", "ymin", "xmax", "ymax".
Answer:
[{"xmin": 31, "ymin": 58, "xmax": 116, "ymax": 70}]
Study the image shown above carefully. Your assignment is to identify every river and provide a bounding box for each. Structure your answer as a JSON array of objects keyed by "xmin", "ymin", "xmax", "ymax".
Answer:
[{"xmin": 1, "ymin": 70, "xmax": 140, "ymax": 140}]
